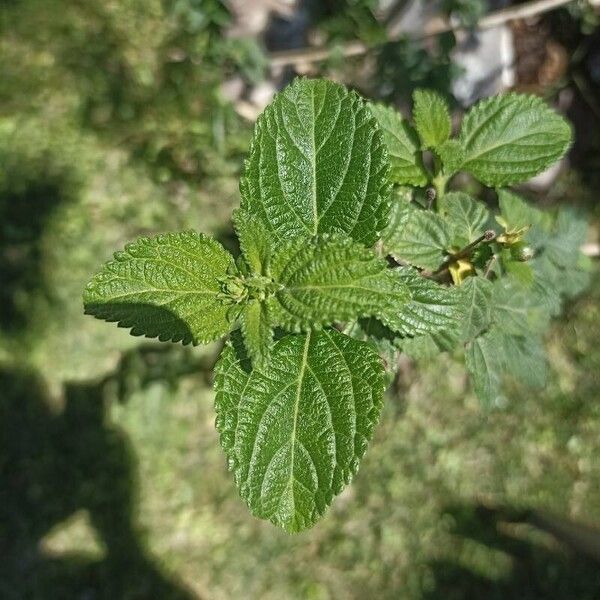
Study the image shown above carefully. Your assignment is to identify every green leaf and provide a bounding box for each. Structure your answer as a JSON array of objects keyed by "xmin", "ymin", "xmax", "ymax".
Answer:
[
  {"xmin": 350, "ymin": 307, "xmax": 459, "ymax": 364},
  {"xmin": 498, "ymin": 189, "xmax": 550, "ymax": 233},
  {"xmin": 346, "ymin": 272, "xmax": 462, "ymax": 359},
  {"xmin": 398, "ymin": 334, "xmax": 441, "ymax": 359},
  {"xmin": 459, "ymin": 93, "xmax": 572, "ymax": 186},
  {"xmin": 368, "ymin": 102, "xmax": 429, "ymax": 187},
  {"xmin": 384, "ymin": 267, "xmax": 461, "ymax": 336},
  {"xmin": 528, "ymin": 257, "xmax": 563, "ymax": 316},
  {"xmin": 466, "ymin": 328, "xmax": 547, "ymax": 406},
  {"xmin": 232, "ymin": 209, "xmax": 273, "ymax": 275},
  {"xmin": 214, "ymin": 328, "xmax": 385, "ymax": 532},
  {"xmin": 533, "ymin": 253, "xmax": 591, "ymax": 305},
  {"xmin": 269, "ymin": 236, "xmax": 410, "ymax": 331},
  {"xmin": 459, "ymin": 276, "xmax": 493, "ymax": 341},
  {"xmin": 381, "ymin": 188, "xmax": 412, "ymax": 248},
  {"xmin": 502, "ymin": 334, "xmax": 547, "ymax": 389},
  {"xmin": 543, "ymin": 208, "xmax": 588, "ymax": 269},
  {"xmin": 241, "ymin": 300, "xmax": 273, "ymax": 369},
  {"xmin": 492, "ymin": 277, "xmax": 550, "ymax": 335},
  {"xmin": 383, "ymin": 204, "xmax": 451, "ymax": 270},
  {"xmin": 436, "ymin": 139, "xmax": 465, "ymax": 176},
  {"xmin": 399, "ymin": 327, "xmax": 460, "ymax": 359},
  {"xmin": 412, "ymin": 89, "xmax": 451, "ymax": 149},
  {"xmin": 505, "ymin": 259, "xmax": 535, "ymax": 285},
  {"xmin": 83, "ymin": 232, "xmax": 235, "ymax": 345},
  {"xmin": 497, "ymin": 189, "xmax": 551, "ymax": 250},
  {"xmin": 521, "ymin": 206, "xmax": 589, "ymax": 308},
  {"xmin": 240, "ymin": 78, "xmax": 391, "ymax": 246},
  {"xmin": 444, "ymin": 192, "xmax": 490, "ymax": 246},
  {"xmin": 343, "ymin": 318, "xmax": 401, "ymax": 383},
  {"xmin": 465, "ymin": 329, "xmax": 505, "ymax": 406}
]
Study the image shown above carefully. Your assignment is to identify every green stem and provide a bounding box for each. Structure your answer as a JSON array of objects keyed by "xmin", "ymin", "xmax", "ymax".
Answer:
[
  {"xmin": 432, "ymin": 174, "xmax": 448, "ymax": 208},
  {"xmin": 430, "ymin": 230, "xmax": 496, "ymax": 277},
  {"xmin": 431, "ymin": 157, "xmax": 449, "ymax": 212}
]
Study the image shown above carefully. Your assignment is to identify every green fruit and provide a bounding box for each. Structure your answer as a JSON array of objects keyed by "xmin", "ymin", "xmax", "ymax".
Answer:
[{"xmin": 510, "ymin": 241, "xmax": 534, "ymax": 262}]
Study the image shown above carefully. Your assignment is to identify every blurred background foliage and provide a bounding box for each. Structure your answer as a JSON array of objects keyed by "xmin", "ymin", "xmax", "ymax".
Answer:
[{"xmin": 0, "ymin": 1, "xmax": 599, "ymax": 599}]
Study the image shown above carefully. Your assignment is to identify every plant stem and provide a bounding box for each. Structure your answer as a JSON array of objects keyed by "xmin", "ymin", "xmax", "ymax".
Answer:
[
  {"xmin": 432, "ymin": 174, "xmax": 448, "ymax": 211},
  {"xmin": 268, "ymin": 0, "xmax": 575, "ymax": 68},
  {"xmin": 431, "ymin": 230, "xmax": 496, "ymax": 277},
  {"xmin": 453, "ymin": 230, "xmax": 496, "ymax": 261}
]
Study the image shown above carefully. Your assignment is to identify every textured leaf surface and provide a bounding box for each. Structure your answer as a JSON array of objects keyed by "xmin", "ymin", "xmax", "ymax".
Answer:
[
  {"xmin": 344, "ymin": 318, "xmax": 400, "ymax": 379},
  {"xmin": 444, "ymin": 192, "xmax": 490, "ymax": 245},
  {"xmin": 240, "ymin": 78, "xmax": 390, "ymax": 246},
  {"xmin": 492, "ymin": 278, "xmax": 550, "ymax": 335},
  {"xmin": 381, "ymin": 189, "xmax": 412, "ymax": 248},
  {"xmin": 543, "ymin": 209, "xmax": 588, "ymax": 269},
  {"xmin": 232, "ymin": 209, "xmax": 272, "ymax": 274},
  {"xmin": 533, "ymin": 253, "xmax": 591, "ymax": 307},
  {"xmin": 498, "ymin": 190, "xmax": 549, "ymax": 232},
  {"xmin": 384, "ymin": 205, "xmax": 451, "ymax": 270},
  {"xmin": 398, "ymin": 327, "xmax": 460, "ymax": 359},
  {"xmin": 83, "ymin": 232, "xmax": 234, "ymax": 345},
  {"xmin": 465, "ymin": 329, "xmax": 505, "ymax": 406},
  {"xmin": 525, "ymin": 205, "xmax": 590, "ymax": 309},
  {"xmin": 466, "ymin": 328, "xmax": 547, "ymax": 406},
  {"xmin": 412, "ymin": 89, "xmax": 451, "ymax": 149},
  {"xmin": 502, "ymin": 334, "xmax": 547, "ymax": 388},
  {"xmin": 436, "ymin": 139, "xmax": 465, "ymax": 175},
  {"xmin": 369, "ymin": 103, "xmax": 428, "ymax": 187},
  {"xmin": 459, "ymin": 93, "xmax": 571, "ymax": 186},
  {"xmin": 241, "ymin": 300, "xmax": 273, "ymax": 368},
  {"xmin": 214, "ymin": 328, "xmax": 385, "ymax": 532},
  {"xmin": 384, "ymin": 267, "xmax": 461, "ymax": 336},
  {"xmin": 269, "ymin": 236, "xmax": 410, "ymax": 331},
  {"xmin": 460, "ymin": 276, "xmax": 493, "ymax": 341}
]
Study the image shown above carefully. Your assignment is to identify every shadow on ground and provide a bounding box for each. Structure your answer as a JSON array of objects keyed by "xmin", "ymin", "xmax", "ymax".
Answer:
[
  {"xmin": 0, "ymin": 179, "xmax": 66, "ymax": 334},
  {"xmin": 0, "ymin": 355, "xmax": 201, "ymax": 600},
  {"xmin": 426, "ymin": 503, "xmax": 600, "ymax": 600}
]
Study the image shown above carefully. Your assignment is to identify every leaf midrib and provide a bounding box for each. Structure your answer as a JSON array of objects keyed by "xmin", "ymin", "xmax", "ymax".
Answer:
[
  {"xmin": 310, "ymin": 86, "xmax": 318, "ymax": 235},
  {"xmin": 89, "ymin": 285, "xmax": 217, "ymax": 301},
  {"xmin": 283, "ymin": 330, "xmax": 312, "ymax": 514},
  {"xmin": 464, "ymin": 126, "xmax": 565, "ymax": 164}
]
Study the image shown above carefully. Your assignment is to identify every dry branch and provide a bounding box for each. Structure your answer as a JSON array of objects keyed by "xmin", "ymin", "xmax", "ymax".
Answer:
[{"xmin": 269, "ymin": 0, "xmax": 575, "ymax": 68}]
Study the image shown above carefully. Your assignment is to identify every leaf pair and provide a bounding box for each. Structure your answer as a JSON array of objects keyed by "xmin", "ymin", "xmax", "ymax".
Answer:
[
  {"xmin": 83, "ymin": 235, "xmax": 393, "ymax": 536},
  {"xmin": 370, "ymin": 90, "xmax": 571, "ymax": 187},
  {"xmin": 83, "ymin": 225, "xmax": 416, "ymax": 361}
]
